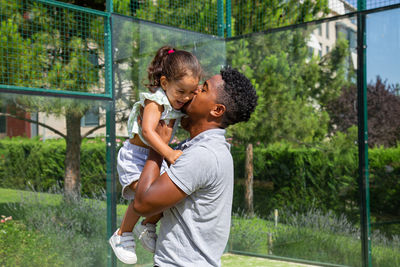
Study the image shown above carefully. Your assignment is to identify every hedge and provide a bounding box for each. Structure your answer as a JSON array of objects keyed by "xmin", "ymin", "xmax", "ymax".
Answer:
[
  {"xmin": 231, "ymin": 142, "xmax": 400, "ymax": 235},
  {"xmin": 0, "ymin": 137, "xmax": 107, "ymax": 197},
  {"xmin": 0, "ymin": 137, "xmax": 399, "ymax": 221}
]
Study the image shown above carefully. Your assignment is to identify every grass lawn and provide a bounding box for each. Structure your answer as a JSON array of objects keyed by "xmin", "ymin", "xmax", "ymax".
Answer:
[
  {"xmin": 1, "ymin": 188, "xmax": 321, "ymax": 267},
  {"xmin": 0, "ymin": 188, "xmax": 50, "ymax": 203},
  {"xmin": 0, "ymin": 188, "xmax": 127, "ymax": 215},
  {"xmin": 221, "ymin": 253, "xmax": 319, "ymax": 267}
]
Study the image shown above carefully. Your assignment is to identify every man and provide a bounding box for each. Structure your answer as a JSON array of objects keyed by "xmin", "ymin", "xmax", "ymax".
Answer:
[{"xmin": 133, "ymin": 66, "xmax": 258, "ymax": 267}]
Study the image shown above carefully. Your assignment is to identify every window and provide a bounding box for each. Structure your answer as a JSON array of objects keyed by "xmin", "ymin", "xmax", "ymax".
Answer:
[
  {"xmin": 30, "ymin": 112, "xmax": 38, "ymax": 137},
  {"xmin": 318, "ymin": 43, "xmax": 323, "ymax": 57},
  {"xmin": 326, "ymin": 46, "xmax": 330, "ymax": 54},
  {"xmin": 349, "ymin": 29, "xmax": 357, "ymax": 51},
  {"xmin": 308, "ymin": 47, "xmax": 314, "ymax": 58},
  {"xmin": 0, "ymin": 106, "xmax": 6, "ymax": 133},
  {"xmin": 326, "ymin": 22, "xmax": 329, "ymax": 39},
  {"xmin": 318, "ymin": 25, "xmax": 322, "ymax": 36},
  {"xmin": 81, "ymin": 107, "xmax": 99, "ymax": 127},
  {"xmin": 88, "ymin": 51, "xmax": 99, "ymax": 66}
]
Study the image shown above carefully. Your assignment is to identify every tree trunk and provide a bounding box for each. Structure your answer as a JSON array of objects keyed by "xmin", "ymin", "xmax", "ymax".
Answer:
[
  {"xmin": 64, "ymin": 111, "xmax": 82, "ymax": 200},
  {"xmin": 245, "ymin": 143, "xmax": 254, "ymax": 216}
]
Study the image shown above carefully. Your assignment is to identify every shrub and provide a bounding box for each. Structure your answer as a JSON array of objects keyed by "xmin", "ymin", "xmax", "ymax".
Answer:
[
  {"xmin": 3, "ymin": 187, "xmax": 155, "ymax": 266},
  {"xmin": 232, "ymin": 140, "xmax": 400, "ymax": 225},
  {"xmin": 6, "ymin": 187, "xmax": 108, "ymax": 267},
  {"xmin": 0, "ymin": 218, "xmax": 64, "ymax": 266},
  {"xmin": 230, "ymin": 211, "xmax": 270, "ymax": 253},
  {"xmin": 0, "ymin": 137, "xmax": 109, "ymax": 197},
  {"xmin": 369, "ymin": 146, "xmax": 400, "ymax": 218},
  {"xmin": 229, "ymin": 209, "xmax": 400, "ymax": 267},
  {"xmin": 0, "ymin": 137, "xmax": 399, "ymax": 226}
]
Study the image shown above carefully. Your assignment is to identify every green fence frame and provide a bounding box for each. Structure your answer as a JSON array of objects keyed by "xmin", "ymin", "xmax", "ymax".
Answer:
[
  {"xmin": 0, "ymin": 0, "xmax": 117, "ymax": 264},
  {"xmin": 357, "ymin": 1, "xmax": 372, "ymax": 266},
  {"xmin": 5, "ymin": 0, "xmax": 400, "ymax": 266}
]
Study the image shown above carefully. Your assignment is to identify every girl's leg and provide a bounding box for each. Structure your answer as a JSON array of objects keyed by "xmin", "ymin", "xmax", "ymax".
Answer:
[
  {"xmin": 109, "ymin": 181, "xmax": 139, "ymax": 264},
  {"xmin": 118, "ymin": 181, "xmax": 140, "ymax": 235},
  {"xmin": 118, "ymin": 201, "xmax": 140, "ymax": 235},
  {"xmin": 142, "ymin": 213, "xmax": 163, "ymax": 225}
]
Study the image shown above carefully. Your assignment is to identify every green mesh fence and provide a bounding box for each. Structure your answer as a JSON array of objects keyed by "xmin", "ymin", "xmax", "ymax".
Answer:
[
  {"xmin": 110, "ymin": 0, "xmax": 400, "ymax": 37},
  {"xmin": 0, "ymin": 0, "xmax": 109, "ymax": 95},
  {"xmin": 113, "ymin": 0, "xmax": 221, "ymax": 36},
  {"xmin": 1, "ymin": 1, "xmax": 400, "ymax": 267},
  {"xmin": 231, "ymin": 0, "xmax": 400, "ymax": 36}
]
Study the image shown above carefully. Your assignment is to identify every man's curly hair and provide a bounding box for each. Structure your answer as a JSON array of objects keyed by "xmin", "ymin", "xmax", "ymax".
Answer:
[{"xmin": 218, "ymin": 66, "xmax": 258, "ymax": 128}]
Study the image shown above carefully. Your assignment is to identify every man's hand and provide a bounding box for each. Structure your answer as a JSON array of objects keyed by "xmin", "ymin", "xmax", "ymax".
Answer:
[
  {"xmin": 155, "ymin": 119, "xmax": 175, "ymax": 144},
  {"xmin": 137, "ymin": 107, "xmax": 174, "ymax": 144}
]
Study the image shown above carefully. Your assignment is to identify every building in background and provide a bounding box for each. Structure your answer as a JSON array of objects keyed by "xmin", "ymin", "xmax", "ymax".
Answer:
[{"xmin": 308, "ymin": 0, "xmax": 357, "ymax": 69}]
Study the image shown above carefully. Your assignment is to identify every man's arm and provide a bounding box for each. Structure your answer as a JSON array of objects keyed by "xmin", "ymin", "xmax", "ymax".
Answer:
[{"xmin": 132, "ymin": 121, "xmax": 187, "ymax": 217}]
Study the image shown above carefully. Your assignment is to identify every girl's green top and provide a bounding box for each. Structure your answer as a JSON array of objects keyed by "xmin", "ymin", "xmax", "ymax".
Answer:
[{"xmin": 127, "ymin": 88, "xmax": 185, "ymax": 146}]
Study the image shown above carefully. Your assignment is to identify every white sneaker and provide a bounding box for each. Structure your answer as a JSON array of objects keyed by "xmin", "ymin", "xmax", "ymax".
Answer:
[
  {"xmin": 109, "ymin": 229, "xmax": 137, "ymax": 264},
  {"xmin": 133, "ymin": 221, "xmax": 157, "ymax": 253}
]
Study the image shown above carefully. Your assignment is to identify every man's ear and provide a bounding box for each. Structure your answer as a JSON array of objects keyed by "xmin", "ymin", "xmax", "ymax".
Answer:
[{"xmin": 210, "ymin": 104, "xmax": 226, "ymax": 118}]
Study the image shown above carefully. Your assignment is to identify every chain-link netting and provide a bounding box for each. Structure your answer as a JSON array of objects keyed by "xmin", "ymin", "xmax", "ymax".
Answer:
[
  {"xmin": 110, "ymin": 0, "xmax": 400, "ymax": 37},
  {"xmin": 113, "ymin": 0, "xmax": 220, "ymax": 36},
  {"xmin": 231, "ymin": 0, "xmax": 400, "ymax": 36},
  {"xmin": 1, "ymin": 1, "xmax": 400, "ymax": 266},
  {"xmin": 0, "ymin": 0, "xmax": 108, "ymax": 94}
]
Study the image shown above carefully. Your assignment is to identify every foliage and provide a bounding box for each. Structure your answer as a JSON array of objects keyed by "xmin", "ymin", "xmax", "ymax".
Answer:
[
  {"xmin": 0, "ymin": 137, "xmax": 107, "ymax": 197},
  {"xmin": 232, "ymin": 0, "xmax": 330, "ymax": 36},
  {"xmin": 1, "ymin": 135, "xmax": 399, "ymax": 224},
  {"xmin": 226, "ymin": 24, "xmax": 350, "ymax": 146},
  {"xmin": 1, "ymin": 187, "xmax": 156, "ymax": 266},
  {"xmin": 327, "ymin": 76, "xmax": 400, "ymax": 147},
  {"xmin": 0, "ymin": 219, "xmax": 64, "ymax": 266},
  {"xmin": 232, "ymin": 128, "xmax": 360, "ymax": 218},
  {"xmin": 0, "ymin": 0, "xmax": 351, "ymax": 200},
  {"xmin": 5, "ymin": 188, "xmax": 107, "ymax": 266},
  {"xmin": 230, "ymin": 211, "xmax": 269, "ymax": 253},
  {"xmin": 230, "ymin": 210, "xmax": 400, "ymax": 267},
  {"xmin": 369, "ymin": 146, "xmax": 400, "ymax": 220},
  {"xmin": 0, "ymin": 0, "xmax": 103, "ymax": 93},
  {"xmin": 0, "ymin": 0, "xmax": 107, "ymax": 196},
  {"xmin": 114, "ymin": 0, "xmax": 220, "ymax": 36},
  {"xmin": 112, "ymin": 0, "xmax": 330, "ymax": 37}
]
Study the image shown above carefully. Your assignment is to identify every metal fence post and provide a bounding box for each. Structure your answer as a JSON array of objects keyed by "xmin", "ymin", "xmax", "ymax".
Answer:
[
  {"xmin": 357, "ymin": 0, "xmax": 372, "ymax": 266},
  {"xmin": 217, "ymin": 0, "xmax": 225, "ymax": 37},
  {"xmin": 226, "ymin": 0, "xmax": 232, "ymax": 37},
  {"xmin": 105, "ymin": 1, "xmax": 117, "ymax": 267}
]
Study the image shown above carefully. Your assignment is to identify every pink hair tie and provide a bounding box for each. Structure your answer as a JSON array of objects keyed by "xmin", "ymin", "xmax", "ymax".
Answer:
[{"xmin": 168, "ymin": 49, "xmax": 175, "ymax": 54}]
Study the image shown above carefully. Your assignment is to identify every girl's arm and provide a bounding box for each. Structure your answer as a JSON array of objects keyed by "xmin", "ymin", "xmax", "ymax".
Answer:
[{"xmin": 141, "ymin": 100, "xmax": 182, "ymax": 164}]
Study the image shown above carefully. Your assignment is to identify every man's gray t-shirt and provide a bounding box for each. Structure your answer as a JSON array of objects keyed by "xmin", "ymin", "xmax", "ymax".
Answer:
[{"xmin": 154, "ymin": 128, "xmax": 233, "ymax": 267}]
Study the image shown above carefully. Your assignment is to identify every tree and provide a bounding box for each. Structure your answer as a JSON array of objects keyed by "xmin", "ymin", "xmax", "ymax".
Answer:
[
  {"xmin": 327, "ymin": 76, "xmax": 400, "ymax": 147},
  {"xmin": 0, "ymin": 0, "xmax": 108, "ymax": 198},
  {"xmin": 226, "ymin": 29, "xmax": 350, "ymax": 146},
  {"xmin": 232, "ymin": 0, "xmax": 330, "ymax": 36},
  {"xmin": 225, "ymin": 8, "xmax": 350, "ymax": 215},
  {"xmin": 0, "ymin": 0, "xmax": 353, "ymax": 203}
]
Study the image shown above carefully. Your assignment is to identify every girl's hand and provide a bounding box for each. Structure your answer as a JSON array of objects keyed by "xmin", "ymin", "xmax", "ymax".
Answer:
[{"xmin": 166, "ymin": 149, "xmax": 183, "ymax": 165}]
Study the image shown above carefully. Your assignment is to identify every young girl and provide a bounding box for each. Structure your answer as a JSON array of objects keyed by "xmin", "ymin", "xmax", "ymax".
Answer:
[{"xmin": 109, "ymin": 46, "xmax": 202, "ymax": 265}]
